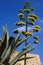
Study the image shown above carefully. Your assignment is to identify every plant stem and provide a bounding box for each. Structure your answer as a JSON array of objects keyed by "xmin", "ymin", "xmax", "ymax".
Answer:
[{"xmin": 24, "ymin": 13, "xmax": 28, "ymax": 65}]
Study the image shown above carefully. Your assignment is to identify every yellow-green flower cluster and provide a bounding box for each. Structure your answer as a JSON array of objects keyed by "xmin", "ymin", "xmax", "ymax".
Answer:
[
  {"xmin": 18, "ymin": 13, "xmax": 24, "ymax": 20},
  {"xmin": 28, "ymin": 22, "xmax": 34, "ymax": 25},
  {"xmin": 35, "ymin": 26, "xmax": 40, "ymax": 29},
  {"xmin": 15, "ymin": 22, "xmax": 25, "ymax": 26},
  {"xmin": 24, "ymin": 9, "xmax": 31, "ymax": 13},
  {"xmin": 25, "ymin": 1, "xmax": 30, "ymax": 5},
  {"xmin": 28, "ymin": 17, "xmax": 36, "ymax": 22},
  {"xmin": 30, "ymin": 14, "xmax": 38, "ymax": 19},
  {"xmin": 34, "ymin": 36, "xmax": 39, "ymax": 40},
  {"xmin": 33, "ymin": 26, "xmax": 40, "ymax": 32},
  {"xmin": 13, "ymin": 30, "xmax": 18, "ymax": 34},
  {"xmin": 28, "ymin": 14, "xmax": 38, "ymax": 22},
  {"xmin": 22, "ymin": 32, "xmax": 33, "ymax": 36},
  {"xmin": 34, "ymin": 40, "xmax": 39, "ymax": 44}
]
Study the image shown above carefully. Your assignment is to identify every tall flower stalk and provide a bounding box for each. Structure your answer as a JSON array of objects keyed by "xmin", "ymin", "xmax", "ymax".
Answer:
[{"xmin": 13, "ymin": 1, "xmax": 40, "ymax": 65}]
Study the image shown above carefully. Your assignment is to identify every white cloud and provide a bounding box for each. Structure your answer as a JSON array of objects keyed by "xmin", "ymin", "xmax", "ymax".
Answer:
[
  {"xmin": 17, "ymin": 26, "xmax": 33, "ymax": 33},
  {"xmin": 17, "ymin": 26, "xmax": 26, "ymax": 33}
]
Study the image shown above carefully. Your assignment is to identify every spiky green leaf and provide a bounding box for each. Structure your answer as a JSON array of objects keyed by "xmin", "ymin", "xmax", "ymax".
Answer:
[{"xmin": 9, "ymin": 47, "xmax": 35, "ymax": 65}]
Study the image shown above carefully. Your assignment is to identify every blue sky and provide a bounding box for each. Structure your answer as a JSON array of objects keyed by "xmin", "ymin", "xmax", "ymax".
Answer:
[{"xmin": 0, "ymin": 0, "xmax": 43, "ymax": 64}]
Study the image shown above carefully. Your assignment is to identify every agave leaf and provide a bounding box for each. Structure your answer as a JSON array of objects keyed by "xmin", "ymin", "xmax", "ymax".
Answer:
[
  {"xmin": 8, "ymin": 36, "xmax": 15, "ymax": 46},
  {"xmin": 15, "ymin": 32, "xmax": 22, "ymax": 43},
  {"xmin": 9, "ymin": 47, "xmax": 35, "ymax": 65},
  {"xmin": 1, "ymin": 44, "xmax": 11, "ymax": 63},
  {"xmin": 9, "ymin": 57, "xmax": 35, "ymax": 63},
  {"xmin": 18, "ymin": 56, "xmax": 35, "ymax": 61},
  {"xmin": 18, "ymin": 38, "xmax": 22, "ymax": 41},
  {"xmin": 1, "ymin": 36, "xmax": 15, "ymax": 60},
  {"xmin": 0, "ymin": 26, "xmax": 9, "ymax": 58},
  {"xmin": 22, "ymin": 44, "xmax": 33, "ymax": 50},
  {"xmin": 0, "ymin": 38, "xmax": 1, "ymax": 42},
  {"xmin": 11, "ymin": 32, "xmax": 22, "ymax": 48},
  {"xmin": 0, "ymin": 26, "xmax": 7, "ymax": 49},
  {"xmin": 10, "ymin": 36, "xmax": 30, "ymax": 57},
  {"xmin": 1, "ymin": 38, "xmax": 15, "ymax": 64},
  {"xmin": 15, "ymin": 36, "xmax": 30, "ymax": 48},
  {"xmin": 1, "ymin": 26, "xmax": 8, "ymax": 43},
  {"xmin": 1, "ymin": 26, "xmax": 9, "ymax": 59},
  {"xmin": 0, "ymin": 42, "xmax": 6, "ymax": 57},
  {"xmin": 0, "ymin": 63, "xmax": 4, "ymax": 65}
]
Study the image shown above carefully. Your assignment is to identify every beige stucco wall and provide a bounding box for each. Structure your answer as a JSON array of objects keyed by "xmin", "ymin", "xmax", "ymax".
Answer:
[{"xmin": 9, "ymin": 52, "xmax": 41, "ymax": 65}]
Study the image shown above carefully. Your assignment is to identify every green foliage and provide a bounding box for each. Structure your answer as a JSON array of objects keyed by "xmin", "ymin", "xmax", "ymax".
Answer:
[{"xmin": 0, "ymin": 26, "xmax": 35, "ymax": 65}]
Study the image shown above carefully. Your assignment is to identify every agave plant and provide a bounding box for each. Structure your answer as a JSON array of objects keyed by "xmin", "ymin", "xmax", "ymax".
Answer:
[
  {"xmin": 0, "ymin": 26, "xmax": 35, "ymax": 65},
  {"xmin": 0, "ymin": 1, "xmax": 40, "ymax": 65}
]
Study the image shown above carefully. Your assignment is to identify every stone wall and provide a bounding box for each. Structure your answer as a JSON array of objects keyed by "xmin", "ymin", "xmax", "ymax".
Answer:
[{"xmin": 9, "ymin": 52, "xmax": 41, "ymax": 65}]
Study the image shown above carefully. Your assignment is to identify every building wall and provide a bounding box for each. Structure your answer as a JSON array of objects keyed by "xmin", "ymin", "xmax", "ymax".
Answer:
[{"xmin": 9, "ymin": 52, "xmax": 41, "ymax": 65}]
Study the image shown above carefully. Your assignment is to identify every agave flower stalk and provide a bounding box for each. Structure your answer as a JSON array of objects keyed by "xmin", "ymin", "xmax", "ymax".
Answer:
[{"xmin": 13, "ymin": 1, "xmax": 40, "ymax": 65}]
